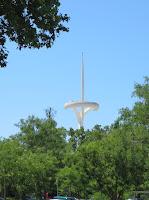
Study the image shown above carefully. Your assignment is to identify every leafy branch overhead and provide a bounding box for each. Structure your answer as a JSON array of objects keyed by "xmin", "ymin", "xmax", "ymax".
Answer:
[{"xmin": 0, "ymin": 0, "xmax": 69, "ymax": 67}]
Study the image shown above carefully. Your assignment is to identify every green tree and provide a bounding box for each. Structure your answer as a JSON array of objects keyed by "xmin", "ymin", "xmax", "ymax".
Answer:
[
  {"xmin": 0, "ymin": 139, "xmax": 24, "ymax": 199},
  {"xmin": 14, "ymin": 149, "xmax": 57, "ymax": 199},
  {"xmin": 68, "ymin": 128, "xmax": 87, "ymax": 151},
  {"xmin": 0, "ymin": 77, "xmax": 148, "ymax": 199},
  {"xmin": 0, "ymin": 0, "xmax": 69, "ymax": 67},
  {"xmin": 0, "ymin": 138, "xmax": 59, "ymax": 199},
  {"xmin": 57, "ymin": 166, "xmax": 82, "ymax": 197},
  {"xmin": 15, "ymin": 109, "xmax": 67, "ymax": 158},
  {"xmin": 114, "ymin": 77, "xmax": 149, "ymax": 128}
]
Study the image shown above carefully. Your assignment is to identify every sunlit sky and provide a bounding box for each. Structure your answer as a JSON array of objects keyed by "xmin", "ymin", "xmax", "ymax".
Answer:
[{"xmin": 0, "ymin": 0, "xmax": 148, "ymax": 137}]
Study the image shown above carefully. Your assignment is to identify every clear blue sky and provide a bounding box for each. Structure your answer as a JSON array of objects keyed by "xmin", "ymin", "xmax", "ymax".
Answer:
[{"xmin": 0, "ymin": 0, "xmax": 149, "ymax": 137}]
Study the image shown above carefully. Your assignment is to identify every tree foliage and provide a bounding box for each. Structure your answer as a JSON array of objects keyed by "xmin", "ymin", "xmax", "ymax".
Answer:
[
  {"xmin": 0, "ymin": 0, "xmax": 69, "ymax": 67},
  {"xmin": 0, "ymin": 77, "xmax": 148, "ymax": 200}
]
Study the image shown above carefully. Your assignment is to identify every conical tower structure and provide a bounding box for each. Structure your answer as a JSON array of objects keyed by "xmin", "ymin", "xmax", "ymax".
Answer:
[{"xmin": 64, "ymin": 54, "xmax": 99, "ymax": 128}]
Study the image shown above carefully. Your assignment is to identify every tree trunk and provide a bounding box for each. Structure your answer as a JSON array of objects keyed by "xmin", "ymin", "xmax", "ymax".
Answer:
[{"xmin": 4, "ymin": 177, "xmax": 6, "ymax": 200}]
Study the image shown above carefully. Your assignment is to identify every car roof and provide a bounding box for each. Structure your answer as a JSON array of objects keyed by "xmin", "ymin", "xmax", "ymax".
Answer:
[
  {"xmin": 54, "ymin": 197, "xmax": 75, "ymax": 200},
  {"xmin": 51, "ymin": 199, "xmax": 61, "ymax": 200},
  {"xmin": 53, "ymin": 196, "xmax": 76, "ymax": 200}
]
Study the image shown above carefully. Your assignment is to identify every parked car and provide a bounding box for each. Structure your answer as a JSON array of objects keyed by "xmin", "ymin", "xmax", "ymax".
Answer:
[
  {"xmin": 53, "ymin": 196, "xmax": 77, "ymax": 200},
  {"xmin": 22, "ymin": 195, "xmax": 37, "ymax": 200}
]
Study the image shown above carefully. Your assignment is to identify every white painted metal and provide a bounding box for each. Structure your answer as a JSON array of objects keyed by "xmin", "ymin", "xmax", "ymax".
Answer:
[
  {"xmin": 64, "ymin": 55, "xmax": 99, "ymax": 128},
  {"xmin": 81, "ymin": 53, "xmax": 84, "ymax": 127},
  {"xmin": 81, "ymin": 52, "xmax": 84, "ymax": 102}
]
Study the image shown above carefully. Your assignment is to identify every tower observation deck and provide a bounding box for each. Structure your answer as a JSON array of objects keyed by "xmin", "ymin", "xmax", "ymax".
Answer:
[{"xmin": 64, "ymin": 54, "xmax": 99, "ymax": 129}]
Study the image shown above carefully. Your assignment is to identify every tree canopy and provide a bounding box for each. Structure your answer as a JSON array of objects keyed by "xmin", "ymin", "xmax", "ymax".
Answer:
[
  {"xmin": 0, "ymin": 77, "xmax": 149, "ymax": 200},
  {"xmin": 0, "ymin": 0, "xmax": 69, "ymax": 67}
]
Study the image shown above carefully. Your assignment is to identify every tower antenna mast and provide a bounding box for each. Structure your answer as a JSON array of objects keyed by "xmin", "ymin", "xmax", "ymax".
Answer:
[
  {"xmin": 64, "ymin": 54, "xmax": 99, "ymax": 129},
  {"xmin": 81, "ymin": 52, "xmax": 84, "ymax": 102}
]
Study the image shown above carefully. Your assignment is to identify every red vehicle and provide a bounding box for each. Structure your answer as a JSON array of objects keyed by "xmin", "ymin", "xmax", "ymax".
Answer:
[{"xmin": 44, "ymin": 192, "xmax": 54, "ymax": 200}]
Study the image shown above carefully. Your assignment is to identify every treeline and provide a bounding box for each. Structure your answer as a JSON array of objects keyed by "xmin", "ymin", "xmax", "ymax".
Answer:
[{"xmin": 0, "ymin": 77, "xmax": 149, "ymax": 200}]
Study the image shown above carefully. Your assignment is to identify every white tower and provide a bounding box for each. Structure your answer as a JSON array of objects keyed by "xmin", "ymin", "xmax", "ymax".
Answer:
[{"xmin": 64, "ymin": 54, "xmax": 99, "ymax": 128}]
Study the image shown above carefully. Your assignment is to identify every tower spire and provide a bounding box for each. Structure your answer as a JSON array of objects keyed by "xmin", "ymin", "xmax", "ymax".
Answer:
[
  {"xmin": 64, "ymin": 54, "xmax": 99, "ymax": 129},
  {"xmin": 81, "ymin": 52, "xmax": 84, "ymax": 102},
  {"xmin": 81, "ymin": 52, "xmax": 84, "ymax": 127}
]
